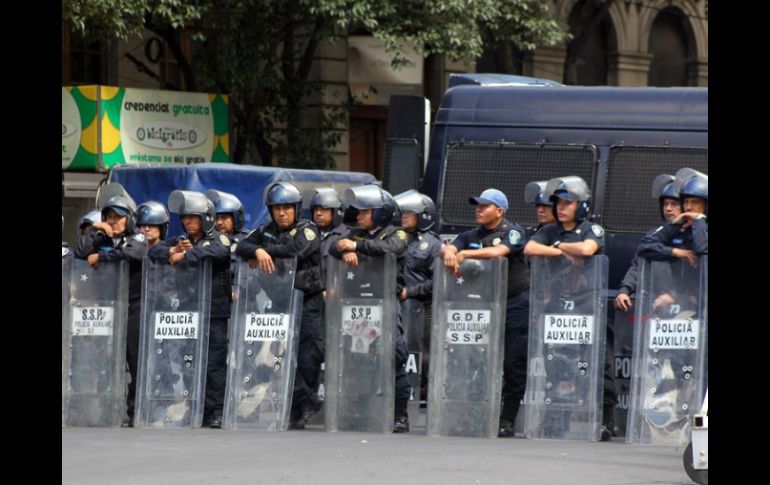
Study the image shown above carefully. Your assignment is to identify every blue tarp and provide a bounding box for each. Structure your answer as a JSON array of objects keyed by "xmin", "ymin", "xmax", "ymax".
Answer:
[{"xmin": 109, "ymin": 163, "xmax": 376, "ymax": 237}]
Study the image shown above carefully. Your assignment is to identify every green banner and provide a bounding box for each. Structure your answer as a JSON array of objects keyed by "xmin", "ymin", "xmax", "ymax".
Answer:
[{"xmin": 62, "ymin": 85, "xmax": 229, "ymax": 171}]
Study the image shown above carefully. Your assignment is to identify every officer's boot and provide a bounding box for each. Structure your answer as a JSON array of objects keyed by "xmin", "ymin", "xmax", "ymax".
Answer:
[
  {"xmin": 600, "ymin": 404, "xmax": 615, "ymax": 441},
  {"xmin": 394, "ymin": 399, "xmax": 410, "ymax": 433},
  {"xmin": 498, "ymin": 400, "xmax": 520, "ymax": 437}
]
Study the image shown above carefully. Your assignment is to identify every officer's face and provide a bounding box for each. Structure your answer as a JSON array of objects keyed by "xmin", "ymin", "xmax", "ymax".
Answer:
[
  {"xmin": 182, "ymin": 215, "xmax": 203, "ymax": 237},
  {"xmin": 661, "ymin": 198, "xmax": 682, "ymax": 221},
  {"xmin": 357, "ymin": 209, "xmax": 375, "ymax": 230},
  {"xmin": 215, "ymin": 214, "xmax": 234, "ymax": 234},
  {"xmin": 139, "ymin": 225, "xmax": 161, "ymax": 246},
  {"xmin": 271, "ymin": 204, "xmax": 296, "ymax": 229},
  {"xmin": 475, "ymin": 203, "xmax": 503, "ymax": 226},
  {"xmin": 536, "ymin": 204, "xmax": 555, "ymax": 225},
  {"xmin": 313, "ymin": 207, "xmax": 334, "ymax": 229},
  {"xmin": 104, "ymin": 209, "xmax": 127, "ymax": 236},
  {"xmin": 556, "ymin": 199, "xmax": 578, "ymax": 223},
  {"xmin": 401, "ymin": 212, "xmax": 418, "ymax": 231},
  {"xmin": 682, "ymin": 196, "xmax": 706, "ymax": 214}
]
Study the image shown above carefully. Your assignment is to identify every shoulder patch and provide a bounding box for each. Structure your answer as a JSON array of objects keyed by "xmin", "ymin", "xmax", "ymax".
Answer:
[
  {"xmin": 219, "ymin": 234, "xmax": 231, "ymax": 246},
  {"xmin": 133, "ymin": 233, "xmax": 145, "ymax": 242},
  {"xmin": 290, "ymin": 228, "xmax": 298, "ymax": 237},
  {"xmin": 508, "ymin": 230, "xmax": 521, "ymax": 245},
  {"xmin": 304, "ymin": 227, "xmax": 316, "ymax": 241},
  {"xmin": 492, "ymin": 238, "xmax": 501, "ymax": 247},
  {"xmin": 591, "ymin": 224, "xmax": 605, "ymax": 237},
  {"xmin": 396, "ymin": 229, "xmax": 407, "ymax": 240}
]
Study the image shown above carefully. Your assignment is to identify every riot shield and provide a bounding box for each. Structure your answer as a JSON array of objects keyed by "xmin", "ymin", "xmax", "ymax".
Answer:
[
  {"xmin": 325, "ymin": 254, "xmax": 397, "ymax": 433},
  {"xmin": 134, "ymin": 257, "xmax": 212, "ymax": 428},
  {"xmin": 401, "ymin": 299, "xmax": 425, "ymax": 420},
  {"xmin": 62, "ymin": 259, "xmax": 129, "ymax": 427},
  {"xmin": 525, "ymin": 255, "xmax": 609, "ymax": 441},
  {"xmin": 61, "ymin": 248, "xmax": 71, "ymax": 426},
  {"xmin": 427, "ymin": 258, "xmax": 508, "ymax": 438},
  {"xmin": 611, "ymin": 302, "xmax": 635, "ymax": 438},
  {"xmin": 626, "ymin": 257, "xmax": 707, "ymax": 445},
  {"xmin": 223, "ymin": 258, "xmax": 303, "ymax": 430}
]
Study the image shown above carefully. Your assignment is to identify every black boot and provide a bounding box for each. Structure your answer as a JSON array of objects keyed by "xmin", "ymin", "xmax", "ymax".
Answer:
[
  {"xmin": 498, "ymin": 400, "xmax": 520, "ymax": 437},
  {"xmin": 394, "ymin": 399, "xmax": 410, "ymax": 433},
  {"xmin": 600, "ymin": 404, "xmax": 614, "ymax": 441}
]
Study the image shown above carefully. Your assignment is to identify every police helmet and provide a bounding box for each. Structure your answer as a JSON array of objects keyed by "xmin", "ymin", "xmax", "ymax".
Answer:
[
  {"xmin": 78, "ymin": 209, "xmax": 102, "ymax": 230},
  {"xmin": 206, "ymin": 189, "xmax": 245, "ymax": 232},
  {"xmin": 308, "ymin": 187, "xmax": 344, "ymax": 227},
  {"xmin": 651, "ymin": 174, "xmax": 680, "ymax": 221},
  {"xmin": 344, "ymin": 184, "xmax": 397, "ymax": 228},
  {"xmin": 545, "ymin": 176, "xmax": 592, "ymax": 222},
  {"xmin": 524, "ymin": 181, "xmax": 552, "ymax": 206},
  {"xmin": 394, "ymin": 189, "xmax": 436, "ymax": 231},
  {"xmin": 136, "ymin": 200, "xmax": 171, "ymax": 239},
  {"xmin": 263, "ymin": 182, "xmax": 302, "ymax": 222},
  {"xmin": 168, "ymin": 190, "xmax": 217, "ymax": 235}
]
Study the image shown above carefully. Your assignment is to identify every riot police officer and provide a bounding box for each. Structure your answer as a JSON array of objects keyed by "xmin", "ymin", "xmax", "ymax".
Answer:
[
  {"xmin": 329, "ymin": 184, "xmax": 412, "ymax": 432},
  {"xmin": 614, "ymin": 174, "xmax": 682, "ymax": 312},
  {"xmin": 235, "ymin": 182, "xmax": 325, "ymax": 430},
  {"xmin": 75, "ymin": 184, "xmax": 148, "ymax": 426},
  {"xmin": 523, "ymin": 181, "xmax": 555, "ymax": 238},
  {"xmin": 136, "ymin": 200, "xmax": 170, "ymax": 248},
  {"xmin": 524, "ymin": 176, "xmax": 616, "ymax": 440},
  {"xmin": 77, "ymin": 209, "xmax": 102, "ymax": 237},
  {"xmin": 394, "ymin": 190, "xmax": 441, "ymax": 402},
  {"xmin": 148, "ymin": 190, "xmax": 232, "ymax": 428},
  {"xmin": 440, "ymin": 188, "xmax": 530, "ymax": 437},
  {"xmin": 638, "ymin": 168, "xmax": 708, "ymax": 262},
  {"xmin": 206, "ymin": 189, "xmax": 250, "ymax": 257},
  {"xmin": 309, "ymin": 187, "xmax": 349, "ymax": 280}
]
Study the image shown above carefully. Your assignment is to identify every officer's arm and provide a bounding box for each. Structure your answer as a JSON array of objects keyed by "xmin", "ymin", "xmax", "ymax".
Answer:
[
  {"xmin": 459, "ymin": 245, "xmax": 511, "ymax": 260},
  {"xmin": 148, "ymin": 237, "xmax": 176, "ymax": 262},
  {"xmin": 357, "ymin": 229, "xmax": 408, "ymax": 256},
  {"xmin": 637, "ymin": 223, "xmax": 679, "ymax": 260},
  {"xmin": 618, "ymin": 256, "xmax": 640, "ymax": 295},
  {"xmin": 523, "ymin": 227, "xmax": 561, "ymax": 257},
  {"xmin": 328, "ymin": 229, "xmax": 354, "ymax": 259},
  {"xmin": 559, "ymin": 240, "xmax": 599, "ymax": 257},
  {"xmin": 234, "ymin": 228, "xmax": 263, "ymax": 260},
  {"xmin": 440, "ymin": 232, "xmax": 467, "ymax": 258},
  {"xmin": 266, "ymin": 225, "xmax": 321, "ymax": 258},
  {"xmin": 101, "ymin": 233, "xmax": 148, "ymax": 262},
  {"xmin": 184, "ymin": 237, "xmax": 229, "ymax": 263},
  {"xmin": 74, "ymin": 229, "xmax": 98, "ymax": 259},
  {"xmin": 690, "ymin": 218, "xmax": 708, "ymax": 255}
]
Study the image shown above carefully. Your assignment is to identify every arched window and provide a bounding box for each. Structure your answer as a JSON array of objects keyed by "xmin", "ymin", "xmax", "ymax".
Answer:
[
  {"xmin": 648, "ymin": 8, "xmax": 695, "ymax": 86},
  {"xmin": 566, "ymin": 1, "xmax": 618, "ymax": 86}
]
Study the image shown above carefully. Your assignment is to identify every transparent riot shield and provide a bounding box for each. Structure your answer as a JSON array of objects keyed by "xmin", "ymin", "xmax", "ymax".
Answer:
[
  {"xmin": 223, "ymin": 258, "xmax": 303, "ymax": 430},
  {"xmin": 134, "ymin": 258, "xmax": 212, "ymax": 428},
  {"xmin": 62, "ymin": 259, "xmax": 129, "ymax": 427},
  {"xmin": 525, "ymin": 255, "xmax": 609, "ymax": 441},
  {"xmin": 611, "ymin": 302, "xmax": 635, "ymax": 438},
  {"xmin": 626, "ymin": 257, "xmax": 707, "ymax": 445},
  {"xmin": 401, "ymin": 299, "xmax": 425, "ymax": 420},
  {"xmin": 325, "ymin": 254, "xmax": 397, "ymax": 433},
  {"xmin": 427, "ymin": 258, "xmax": 507, "ymax": 438},
  {"xmin": 61, "ymin": 248, "xmax": 72, "ymax": 426}
]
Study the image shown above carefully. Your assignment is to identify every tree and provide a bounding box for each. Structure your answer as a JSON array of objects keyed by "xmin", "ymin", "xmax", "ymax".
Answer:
[{"xmin": 64, "ymin": 0, "xmax": 568, "ymax": 168}]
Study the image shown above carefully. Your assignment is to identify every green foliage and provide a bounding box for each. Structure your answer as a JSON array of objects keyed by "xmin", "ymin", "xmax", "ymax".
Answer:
[{"xmin": 64, "ymin": 0, "xmax": 567, "ymax": 168}]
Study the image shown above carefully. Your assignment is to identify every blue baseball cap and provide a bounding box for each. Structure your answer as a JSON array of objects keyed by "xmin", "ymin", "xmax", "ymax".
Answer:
[{"xmin": 469, "ymin": 188, "xmax": 508, "ymax": 212}]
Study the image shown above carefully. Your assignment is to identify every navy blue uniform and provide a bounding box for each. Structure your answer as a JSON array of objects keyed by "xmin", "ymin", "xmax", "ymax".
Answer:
[
  {"xmin": 451, "ymin": 220, "xmax": 529, "ymax": 423},
  {"xmin": 149, "ymin": 231, "xmax": 232, "ymax": 421},
  {"xmin": 76, "ymin": 227, "xmax": 148, "ymax": 421},
  {"xmin": 236, "ymin": 219, "xmax": 324, "ymax": 420},
  {"xmin": 330, "ymin": 225, "xmax": 412, "ymax": 403},
  {"xmin": 530, "ymin": 220, "xmax": 616, "ymax": 411},
  {"xmin": 638, "ymin": 218, "xmax": 708, "ymax": 259}
]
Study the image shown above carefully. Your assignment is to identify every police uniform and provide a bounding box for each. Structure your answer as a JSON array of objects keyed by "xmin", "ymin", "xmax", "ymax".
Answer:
[
  {"xmin": 76, "ymin": 225, "xmax": 148, "ymax": 422},
  {"xmin": 329, "ymin": 224, "xmax": 412, "ymax": 411},
  {"xmin": 319, "ymin": 222, "xmax": 349, "ymax": 283},
  {"xmin": 529, "ymin": 219, "xmax": 618, "ymax": 425},
  {"xmin": 148, "ymin": 230, "xmax": 232, "ymax": 424},
  {"xmin": 638, "ymin": 217, "xmax": 708, "ymax": 259},
  {"xmin": 236, "ymin": 219, "xmax": 324, "ymax": 423},
  {"xmin": 451, "ymin": 219, "xmax": 529, "ymax": 425}
]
